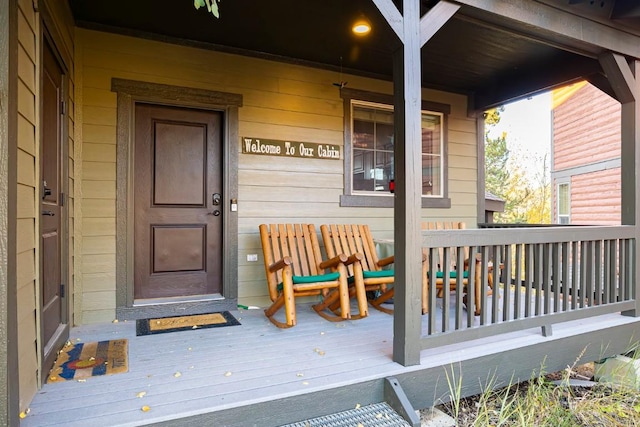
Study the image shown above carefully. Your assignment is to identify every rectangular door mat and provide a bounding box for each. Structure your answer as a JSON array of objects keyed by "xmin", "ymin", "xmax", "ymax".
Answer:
[
  {"xmin": 136, "ymin": 311, "xmax": 241, "ymax": 336},
  {"xmin": 48, "ymin": 339, "xmax": 128, "ymax": 383}
]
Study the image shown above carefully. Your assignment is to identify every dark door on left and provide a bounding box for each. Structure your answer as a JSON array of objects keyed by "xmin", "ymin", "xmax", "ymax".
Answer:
[{"xmin": 41, "ymin": 39, "xmax": 67, "ymax": 373}]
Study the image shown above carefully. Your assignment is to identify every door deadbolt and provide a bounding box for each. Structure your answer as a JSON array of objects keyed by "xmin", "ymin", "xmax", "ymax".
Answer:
[{"xmin": 212, "ymin": 193, "xmax": 221, "ymax": 206}]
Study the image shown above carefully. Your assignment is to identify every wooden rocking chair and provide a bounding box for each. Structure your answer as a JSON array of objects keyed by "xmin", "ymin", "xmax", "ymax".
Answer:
[
  {"xmin": 259, "ymin": 224, "xmax": 359, "ymax": 328},
  {"xmin": 320, "ymin": 224, "xmax": 427, "ymax": 316}
]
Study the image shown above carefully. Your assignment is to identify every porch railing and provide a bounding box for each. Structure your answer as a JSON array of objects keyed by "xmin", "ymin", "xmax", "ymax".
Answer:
[{"xmin": 418, "ymin": 226, "xmax": 636, "ymax": 350}]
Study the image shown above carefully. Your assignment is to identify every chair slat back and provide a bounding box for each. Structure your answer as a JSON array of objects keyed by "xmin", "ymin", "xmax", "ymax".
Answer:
[
  {"xmin": 321, "ymin": 224, "xmax": 380, "ymax": 275},
  {"xmin": 261, "ymin": 224, "xmax": 322, "ymax": 283}
]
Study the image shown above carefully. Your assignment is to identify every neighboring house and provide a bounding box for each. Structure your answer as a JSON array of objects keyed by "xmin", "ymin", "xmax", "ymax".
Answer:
[
  {"xmin": 2, "ymin": 0, "xmax": 640, "ymax": 425},
  {"xmin": 552, "ymin": 82, "xmax": 622, "ymax": 225}
]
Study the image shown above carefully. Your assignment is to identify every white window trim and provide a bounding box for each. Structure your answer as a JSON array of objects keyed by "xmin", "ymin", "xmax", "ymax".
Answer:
[
  {"xmin": 339, "ymin": 88, "xmax": 451, "ymax": 208},
  {"xmin": 557, "ymin": 182, "xmax": 570, "ymax": 224}
]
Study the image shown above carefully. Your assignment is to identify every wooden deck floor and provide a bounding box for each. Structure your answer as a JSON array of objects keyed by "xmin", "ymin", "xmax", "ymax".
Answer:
[{"xmin": 20, "ymin": 297, "xmax": 640, "ymax": 427}]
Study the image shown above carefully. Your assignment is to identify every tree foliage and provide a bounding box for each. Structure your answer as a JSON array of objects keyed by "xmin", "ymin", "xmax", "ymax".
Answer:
[
  {"xmin": 194, "ymin": 0, "xmax": 222, "ymax": 18},
  {"xmin": 485, "ymin": 107, "xmax": 550, "ymax": 224}
]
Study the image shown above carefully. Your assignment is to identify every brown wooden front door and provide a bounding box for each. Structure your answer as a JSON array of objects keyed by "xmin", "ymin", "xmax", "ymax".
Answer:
[
  {"xmin": 41, "ymin": 40, "xmax": 66, "ymax": 356},
  {"xmin": 134, "ymin": 104, "xmax": 223, "ymax": 299}
]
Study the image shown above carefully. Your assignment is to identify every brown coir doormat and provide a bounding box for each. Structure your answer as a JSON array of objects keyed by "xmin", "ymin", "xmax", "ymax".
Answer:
[
  {"xmin": 47, "ymin": 339, "xmax": 128, "ymax": 383},
  {"xmin": 136, "ymin": 311, "xmax": 240, "ymax": 336}
]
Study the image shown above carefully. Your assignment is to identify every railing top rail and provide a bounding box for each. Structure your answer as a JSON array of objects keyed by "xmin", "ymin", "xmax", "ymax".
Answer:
[{"xmin": 421, "ymin": 225, "xmax": 635, "ymax": 247}]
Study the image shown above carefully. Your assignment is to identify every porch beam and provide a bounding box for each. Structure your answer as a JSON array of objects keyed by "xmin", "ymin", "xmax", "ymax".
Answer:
[
  {"xmin": 371, "ymin": 0, "xmax": 403, "ymax": 41},
  {"xmin": 419, "ymin": 1, "xmax": 460, "ymax": 47},
  {"xmin": 454, "ymin": 0, "xmax": 640, "ymax": 59},
  {"xmin": 391, "ymin": 0, "xmax": 423, "ymax": 367},
  {"xmin": 600, "ymin": 53, "xmax": 640, "ymax": 317},
  {"xmin": 0, "ymin": 0, "xmax": 19, "ymax": 425}
]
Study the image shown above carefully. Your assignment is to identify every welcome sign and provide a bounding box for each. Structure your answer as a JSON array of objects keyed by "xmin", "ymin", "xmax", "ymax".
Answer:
[{"xmin": 242, "ymin": 137, "xmax": 341, "ymax": 160}]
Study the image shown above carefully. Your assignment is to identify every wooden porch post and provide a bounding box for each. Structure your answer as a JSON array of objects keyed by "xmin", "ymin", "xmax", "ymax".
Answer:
[
  {"xmin": 391, "ymin": 0, "xmax": 423, "ymax": 366},
  {"xmin": 372, "ymin": 0, "xmax": 459, "ymax": 365},
  {"xmin": 0, "ymin": 0, "xmax": 20, "ymax": 425},
  {"xmin": 599, "ymin": 53, "xmax": 640, "ymax": 317}
]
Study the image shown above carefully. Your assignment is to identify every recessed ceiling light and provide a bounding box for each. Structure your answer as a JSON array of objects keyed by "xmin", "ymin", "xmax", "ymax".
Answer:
[{"xmin": 352, "ymin": 17, "xmax": 371, "ymax": 35}]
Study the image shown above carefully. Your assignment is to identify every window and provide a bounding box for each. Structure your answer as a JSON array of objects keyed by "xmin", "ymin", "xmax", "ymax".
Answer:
[
  {"xmin": 340, "ymin": 89, "xmax": 451, "ymax": 208},
  {"xmin": 557, "ymin": 182, "xmax": 570, "ymax": 224}
]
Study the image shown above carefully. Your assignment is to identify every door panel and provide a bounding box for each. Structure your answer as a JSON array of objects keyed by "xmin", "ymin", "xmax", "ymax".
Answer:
[
  {"xmin": 41, "ymin": 40, "xmax": 64, "ymax": 348},
  {"xmin": 134, "ymin": 104, "xmax": 223, "ymax": 299}
]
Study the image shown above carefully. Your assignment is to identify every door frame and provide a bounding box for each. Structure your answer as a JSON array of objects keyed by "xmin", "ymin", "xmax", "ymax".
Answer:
[
  {"xmin": 112, "ymin": 79, "xmax": 242, "ymax": 320},
  {"xmin": 39, "ymin": 9, "xmax": 71, "ymax": 383}
]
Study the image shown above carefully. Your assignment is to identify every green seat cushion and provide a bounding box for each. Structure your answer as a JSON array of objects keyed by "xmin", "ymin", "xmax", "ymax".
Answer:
[
  {"xmin": 364, "ymin": 270, "xmax": 394, "ymax": 279},
  {"xmin": 348, "ymin": 269, "xmax": 394, "ymax": 284},
  {"xmin": 277, "ymin": 271, "xmax": 341, "ymax": 291},
  {"xmin": 433, "ymin": 270, "xmax": 469, "ymax": 279}
]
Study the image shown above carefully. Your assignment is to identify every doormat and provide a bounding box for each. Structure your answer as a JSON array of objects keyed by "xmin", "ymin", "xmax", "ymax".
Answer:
[
  {"xmin": 47, "ymin": 339, "xmax": 128, "ymax": 383},
  {"xmin": 136, "ymin": 311, "xmax": 240, "ymax": 336}
]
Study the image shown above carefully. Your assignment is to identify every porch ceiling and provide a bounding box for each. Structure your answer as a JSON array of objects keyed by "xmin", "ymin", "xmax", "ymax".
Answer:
[{"xmin": 68, "ymin": 0, "xmax": 637, "ymax": 110}]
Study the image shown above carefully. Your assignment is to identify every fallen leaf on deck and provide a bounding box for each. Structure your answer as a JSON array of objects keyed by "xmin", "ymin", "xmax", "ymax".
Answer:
[
  {"xmin": 141, "ymin": 406, "xmax": 151, "ymax": 412},
  {"xmin": 355, "ymin": 403, "xmax": 361, "ymax": 409},
  {"xmin": 174, "ymin": 372, "xmax": 181, "ymax": 378},
  {"xmin": 192, "ymin": 325, "xmax": 199, "ymax": 329},
  {"xmin": 302, "ymin": 381, "xmax": 309, "ymax": 385},
  {"xmin": 112, "ymin": 319, "xmax": 119, "ymax": 323},
  {"xmin": 77, "ymin": 379, "xmax": 87, "ymax": 383},
  {"xmin": 19, "ymin": 408, "xmax": 30, "ymax": 419},
  {"xmin": 136, "ymin": 391, "xmax": 146, "ymax": 398},
  {"xmin": 224, "ymin": 371, "xmax": 232, "ymax": 377},
  {"xmin": 296, "ymin": 373, "xmax": 304, "ymax": 377}
]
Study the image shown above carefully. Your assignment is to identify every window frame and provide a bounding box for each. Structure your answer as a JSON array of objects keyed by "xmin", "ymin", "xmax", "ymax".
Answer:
[
  {"xmin": 557, "ymin": 182, "xmax": 570, "ymax": 224},
  {"xmin": 339, "ymin": 88, "xmax": 451, "ymax": 208}
]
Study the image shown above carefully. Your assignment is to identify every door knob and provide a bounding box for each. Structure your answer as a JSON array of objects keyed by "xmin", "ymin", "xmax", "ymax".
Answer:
[
  {"xmin": 209, "ymin": 210, "xmax": 221, "ymax": 216},
  {"xmin": 42, "ymin": 210, "xmax": 55, "ymax": 216}
]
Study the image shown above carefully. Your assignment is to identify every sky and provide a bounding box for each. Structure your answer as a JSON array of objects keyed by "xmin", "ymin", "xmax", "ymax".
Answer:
[{"xmin": 486, "ymin": 92, "xmax": 552, "ymax": 183}]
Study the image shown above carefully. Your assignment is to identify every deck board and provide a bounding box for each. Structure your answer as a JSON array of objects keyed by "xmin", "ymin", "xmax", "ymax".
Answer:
[{"xmin": 21, "ymin": 296, "xmax": 640, "ymax": 427}]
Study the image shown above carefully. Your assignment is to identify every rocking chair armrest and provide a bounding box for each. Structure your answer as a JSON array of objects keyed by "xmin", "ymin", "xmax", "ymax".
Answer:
[
  {"xmin": 319, "ymin": 254, "xmax": 349, "ymax": 269},
  {"xmin": 377, "ymin": 255, "xmax": 395, "ymax": 267},
  {"xmin": 343, "ymin": 252, "xmax": 364, "ymax": 266},
  {"xmin": 268, "ymin": 256, "xmax": 292, "ymax": 273}
]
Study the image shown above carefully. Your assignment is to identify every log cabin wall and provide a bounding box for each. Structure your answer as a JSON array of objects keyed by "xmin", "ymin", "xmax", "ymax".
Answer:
[
  {"xmin": 552, "ymin": 83, "xmax": 621, "ymax": 225},
  {"xmin": 74, "ymin": 27, "xmax": 478, "ymax": 315}
]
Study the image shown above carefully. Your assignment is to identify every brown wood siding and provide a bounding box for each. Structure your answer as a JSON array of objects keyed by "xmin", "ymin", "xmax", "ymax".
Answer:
[
  {"xmin": 77, "ymin": 28, "xmax": 477, "ymax": 313},
  {"xmin": 570, "ymin": 168, "xmax": 621, "ymax": 225},
  {"xmin": 553, "ymin": 84, "xmax": 620, "ymax": 171}
]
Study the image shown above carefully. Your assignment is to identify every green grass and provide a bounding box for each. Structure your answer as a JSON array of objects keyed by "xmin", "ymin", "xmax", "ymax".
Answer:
[{"xmin": 439, "ymin": 350, "xmax": 640, "ymax": 427}]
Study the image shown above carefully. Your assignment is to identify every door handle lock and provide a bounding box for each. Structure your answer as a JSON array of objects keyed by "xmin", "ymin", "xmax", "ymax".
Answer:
[
  {"xmin": 209, "ymin": 210, "xmax": 221, "ymax": 216},
  {"xmin": 42, "ymin": 210, "xmax": 55, "ymax": 216},
  {"xmin": 212, "ymin": 193, "xmax": 221, "ymax": 206}
]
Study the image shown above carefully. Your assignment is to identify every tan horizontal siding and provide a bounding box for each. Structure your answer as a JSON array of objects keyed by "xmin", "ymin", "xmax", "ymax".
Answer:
[
  {"xmin": 77, "ymin": 28, "xmax": 477, "ymax": 316},
  {"xmin": 16, "ymin": 1, "xmax": 38, "ymax": 412}
]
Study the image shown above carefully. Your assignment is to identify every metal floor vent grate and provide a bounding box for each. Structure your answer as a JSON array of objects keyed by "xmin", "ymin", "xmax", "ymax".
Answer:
[{"xmin": 280, "ymin": 402, "xmax": 412, "ymax": 427}]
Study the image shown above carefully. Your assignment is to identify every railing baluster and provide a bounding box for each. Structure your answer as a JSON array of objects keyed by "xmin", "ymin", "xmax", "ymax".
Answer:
[
  {"xmin": 428, "ymin": 248, "xmax": 438, "ymax": 334},
  {"xmin": 480, "ymin": 246, "xmax": 489, "ymax": 325},
  {"xmin": 534, "ymin": 244, "xmax": 543, "ymax": 316},
  {"xmin": 594, "ymin": 240, "xmax": 603, "ymax": 306},
  {"xmin": 491, "ymin": 245, "xmax": 500, "ymax": 324},
  {"xmin": 455, "ymin": 245, "xmax": 465, "ymax": 329},
  {"xmin": 561, "ymin": 242, "xmax": 569, "ymax": 312},
  {"xmin": 585, "ymin": 240, "xmax": 594, "ymax": 307},
  {"xmin": 442, "ymin": 247, "xmax": 451, "ymax": 332},
  {"xmin": 467, "ymin": 246, "xmax": 477, "ymax": 328},
  {"xmin": 543, "ymin": 243, "xmax": 551, "ymax": 315},
  {"xmin": 514, "ymin": 243, "xmax": 523, "ymax": 319},
  {"xmin": 552, "ymin": 242, "xmax": 560, "ymax": 313},
  {"xmin": 571, "ymin": 241, "xmax": 579, "ymax": 310},
  {"xmin": 502, "ymin": 244, "xmax": 512, "ymax": 322}
]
